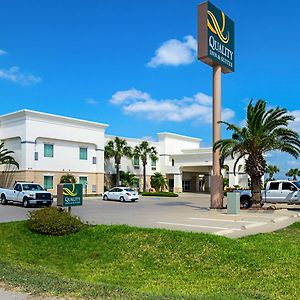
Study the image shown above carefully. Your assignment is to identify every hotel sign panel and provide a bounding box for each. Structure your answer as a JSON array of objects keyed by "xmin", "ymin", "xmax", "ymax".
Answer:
[{"xmin": 198, "ymin": 1, "xmax": 234, "ymax": 73}]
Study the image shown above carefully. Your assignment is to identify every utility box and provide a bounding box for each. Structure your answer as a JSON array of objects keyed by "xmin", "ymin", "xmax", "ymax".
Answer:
[{"xmin": 227, "ymin": 192, "xmax": 240, "ymax": 214}]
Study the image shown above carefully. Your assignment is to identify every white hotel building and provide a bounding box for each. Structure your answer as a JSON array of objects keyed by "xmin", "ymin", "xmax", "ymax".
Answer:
[{"xmin": 0, "ymin": 110, "xmax": 247, "ymax": 194}]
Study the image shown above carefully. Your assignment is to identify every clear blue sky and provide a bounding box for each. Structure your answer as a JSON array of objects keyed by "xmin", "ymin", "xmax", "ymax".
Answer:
[{"xmin": 0, "ymin": 0, "xmax": 299, "ymax": 176}]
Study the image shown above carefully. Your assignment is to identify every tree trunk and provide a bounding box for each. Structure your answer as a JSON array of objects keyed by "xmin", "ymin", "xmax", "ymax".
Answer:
[
  {"xmin": 116, "ymin": 163, "xmax": 120, "ymax": 187},
  {"xmin": 250, "ymin": 175, "xmax": 262, "ymax": 207},
  {"xmin": 143, "ymin": 162, "xmax": 147, "ymax": 192}
]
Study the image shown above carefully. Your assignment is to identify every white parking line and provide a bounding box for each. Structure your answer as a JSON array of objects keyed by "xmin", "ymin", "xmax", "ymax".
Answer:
[
  {"xmin": 156, "ymin": 221, "xmax": 239, "ymax": 230},
  {"xmin": 189, "ymin": 217, "xmax": 259, "ymax": 224}
]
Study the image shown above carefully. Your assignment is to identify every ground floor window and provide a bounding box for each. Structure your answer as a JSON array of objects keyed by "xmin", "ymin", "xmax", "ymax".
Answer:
[
  {"xmin": 182, "ymin": 180, "xmax": 191, "ymax": 192},
  {"xmin": 79, "ymin": 176, "xmax": 88, "ymax": 192},
  {"xmin": 44, "ymin": 176, "xmax": 53, "ymax": 190}
]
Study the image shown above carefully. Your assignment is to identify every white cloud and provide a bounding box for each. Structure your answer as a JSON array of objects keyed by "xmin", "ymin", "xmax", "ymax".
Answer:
[
  {"xmin": 85, "ymin": 98, "xmax": 99, "ymax": 105},
  {"xmin": 147, "ymin": 35, "xmax": 197, "ymax": 68},
  {"xmin": 109, "ymin": 88, "xmax": 235, "ymax": 124},
  {"xmin": 290, "ymin": 110, "xmax": 300, "ymax": 134},
  {"xmin": 141, "ymin": 136, "xmax": 155, "ymax": 142},
  {"xmin": 0, "ymin": 49, "xmax": 7, "ymax": 56},
  {"xmin": 0, "ymin": 66, "xmax": 41, "ymax": 85}
]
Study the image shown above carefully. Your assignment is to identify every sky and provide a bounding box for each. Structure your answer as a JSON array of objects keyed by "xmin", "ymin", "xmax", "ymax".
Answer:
[{"xmin": 0, "ymin": 0, "xmax": 299, "ymax": 177}]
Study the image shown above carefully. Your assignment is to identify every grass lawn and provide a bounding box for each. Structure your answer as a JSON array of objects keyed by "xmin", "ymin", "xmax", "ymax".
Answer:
[{"xmin": 0, "ymin": 221, "xmax": 299, "ymax": 300}]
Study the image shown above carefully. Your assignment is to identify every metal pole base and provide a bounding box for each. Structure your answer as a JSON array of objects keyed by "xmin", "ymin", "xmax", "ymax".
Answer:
[{"xmin": 210, "ymin": 175, "xmax": 223, "ymax": 209}]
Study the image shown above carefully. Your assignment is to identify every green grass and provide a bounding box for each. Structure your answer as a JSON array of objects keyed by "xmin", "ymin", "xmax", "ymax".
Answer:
[
  {"xmin": 141, "ymin": 191, "xmax": 179, "ymax": 197},
  {"xmin": 0, "ymin": 222, "xmax": 299, "ymax": 300}
]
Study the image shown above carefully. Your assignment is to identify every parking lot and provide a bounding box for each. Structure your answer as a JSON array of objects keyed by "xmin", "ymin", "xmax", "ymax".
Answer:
[{"xmin": 0, "ymin": 193, "xmax": 299, "ymax": 238}]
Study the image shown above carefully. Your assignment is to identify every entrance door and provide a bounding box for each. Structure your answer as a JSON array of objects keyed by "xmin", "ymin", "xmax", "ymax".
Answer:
[
  {"xmin": 182, "ymin": 180, "xmax": 191, "ymax": 192},
  {"xmin": 168, "ymin": 179, "xmax": 174, "ymax": 192}
]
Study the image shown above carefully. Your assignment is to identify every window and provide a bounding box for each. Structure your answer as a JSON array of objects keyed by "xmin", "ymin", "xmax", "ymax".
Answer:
[
  {"xmin": 282, "ymin": 182, "xmax": 294, "ymax": 190},
  {"xmin": 172, "ymin": 159, "xmax": 175, "ymax": 166},
  {"xmin": 92, "ymin": 156, "xmax": 96, "ymax": 164},
  {"xmin": 44, "ymin": 176, "xmax": 53, "ymax": 189},
  {"xmin": 133, "ymin": 157, "xmax": 139, "ymax": 169},
  {"xmin": 182, "ymin": 180, "xmax": 191, "ymax": 192},
  {"xmin": 92, "ymin": 185, "xmax": 97, "ymax": 193},
  {"xmin": 79, "ymin": 176, "xmax": 88, "ymax": 189},
  {"xmin": 269, "ymin": 182, "xmax": 279, "ymax": 190},
  {"xmin": 79, "ymin": 147, "xmax": 88, "ymax": 160},
  {"xmin": 14, "ymin": 184, "xmax": 22, "ymax": 191},
  {"xmin": 34, "ymin": 152, "xmax": 38, "ymax": 161},
  {"xmin": 44, "ymin": 144, "xmax": 53, "ymax": 157},
  {"xmin": 151, "ymin": 159, "xmax": 156, "ymax": 170}
]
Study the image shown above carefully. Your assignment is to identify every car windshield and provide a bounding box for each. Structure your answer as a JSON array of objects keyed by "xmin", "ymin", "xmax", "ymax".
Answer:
[
  {"xmin": 293, "ymin": 181, "xmax": 300, "ymax": 189},
  {"xmin": 124, "ymin": 188, "xmax": 135, "ymax": 192},
  {"xmin": 22, "ymin": 184, "xmax": 44, "ymax": 191}
]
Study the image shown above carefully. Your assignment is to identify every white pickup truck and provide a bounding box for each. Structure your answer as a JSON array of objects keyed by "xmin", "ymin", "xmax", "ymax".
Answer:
[
  {"xmin": 0, "ymin": 182, "xmax": 53, "ymax": 208},
  {"xmin": 239, "ymin": 180, "xmax": 300, "ymax": 208}
]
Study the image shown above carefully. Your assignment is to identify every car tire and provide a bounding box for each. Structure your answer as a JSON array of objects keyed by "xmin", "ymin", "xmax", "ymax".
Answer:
[
  {"xmin": 103, "ymin": 195, "xmax": 108, "ymax": 201},
  {"xmin": 1, "ymin": 194, "xmax": 7, "ymax": 205},
  {"xmin": 23, "ymin": 197, "xmax": 30, "ymax": 208},
  {"xmin": 120, "ymin": 196, "xmax": 125, "ymax": 202},
  {"xmin": 241, "ymin": 197, "xmax": 252, "ymax": 209}
]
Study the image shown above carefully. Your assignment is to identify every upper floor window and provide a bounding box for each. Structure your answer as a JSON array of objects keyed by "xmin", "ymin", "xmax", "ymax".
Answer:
[
  {"xmin": 172, "ymin": 159, "xmax": 175, "ymax": 166},
  {"xmin": 79, "ymin": 147, "xmax": 88, "ymax": 160},
  {"xmin": 133, "ymin": 157, "xmax": 140, "ymax": 169},
  {"xmin": 44, "ymin": 144, "xmax": 54, "ymax": 158},
  {"xmin": 151, "ymin": 159, "xmax": 156, "ymax": 170}
]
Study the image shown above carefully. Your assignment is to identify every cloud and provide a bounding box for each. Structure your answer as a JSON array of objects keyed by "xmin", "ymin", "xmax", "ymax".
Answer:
[
  {"xmin": 147, "ymin": 35, "xmax": 197, "ymax": 68},
  {"xmin": 141, "ymin": 136, "xmax": 155, "ymax": 142},
  {"xmin": 290, "ymin": 110, "xmax": 300, "ymax": 134},
  {"xmin": 0, "ymin": 49, "xmax": 7, "ymax": 56},
  {"xmin": 0, "ymin": 66, "xmax": 41, "ymax": 85},
  {"xmin": 109, "ymin": 88, "xmax": 235, "ymax": 124},
  {"xmin": 85, "ymin": 98, "xmax": 99, "ymax": 105}
]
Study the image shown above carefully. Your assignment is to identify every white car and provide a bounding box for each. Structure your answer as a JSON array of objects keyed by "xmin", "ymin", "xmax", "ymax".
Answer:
[{"xmin": 103, "ymin": 187, "xmax": 139, "ymax": 202}]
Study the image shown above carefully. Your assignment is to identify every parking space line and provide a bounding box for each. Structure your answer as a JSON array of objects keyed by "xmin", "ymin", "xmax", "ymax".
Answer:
[
  {"xmin": 156, "ymin": 221, "xmax": 239, "ymax": 230},
  {"xmin": 189, "ymin": 217, "xmax": 259, "ymax": 224}
]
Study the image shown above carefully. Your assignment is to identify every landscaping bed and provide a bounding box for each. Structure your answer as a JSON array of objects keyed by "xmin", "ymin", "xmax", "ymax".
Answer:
[
  {"xmin": 141, "ymin": 191, "xmax": 178, "ymax": 197},
  {"xmin": 0, "ymin": 221, "xmax": 299, "ymax": 299}
]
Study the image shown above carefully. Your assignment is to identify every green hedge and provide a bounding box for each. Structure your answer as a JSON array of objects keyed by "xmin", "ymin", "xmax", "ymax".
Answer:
[
  {"xmin": 141, "ymin": 192, "xmax": 178, "ymax": 197},
  {"xmin": 28, "ymin": 207, "xmax": 86, "ymax": 236}
]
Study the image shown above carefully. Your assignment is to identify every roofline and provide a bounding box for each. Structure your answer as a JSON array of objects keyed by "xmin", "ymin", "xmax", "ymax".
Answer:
[
  {"xmin": 0, "ymin": 109, "xmax": 109, "ymax": 129},
  {"xmin": 157, "ymin": 132, "xmax": 202, "ymax": 142},
  {"xmin": 105, "ymin": 134, "xmax": 159, "ymax": 144}
]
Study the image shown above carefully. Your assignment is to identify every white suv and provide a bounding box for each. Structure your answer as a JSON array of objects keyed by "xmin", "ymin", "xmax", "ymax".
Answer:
[{"xmin": 103, "ymin": 187, "xmax": 139, "ymax": 202}]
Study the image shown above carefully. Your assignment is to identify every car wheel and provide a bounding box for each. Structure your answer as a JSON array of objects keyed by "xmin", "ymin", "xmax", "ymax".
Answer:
[
  {"xmin": 1, "ymin": 194, "xmax": 7, "ymax": 205},
  {"xmin": 120, "ymin": 196, "xmax": 125, "ymax": 202},
  {"xmin": 23, "ymin": 198, "xmax": 30, "ymax": 208},
  {"xmin": 241, "ymin": 197, "xmax": 252, "ymax": 209},
  {"xmin": 103, "ymin": 195, "xmax": 108, "ymax": 201}
]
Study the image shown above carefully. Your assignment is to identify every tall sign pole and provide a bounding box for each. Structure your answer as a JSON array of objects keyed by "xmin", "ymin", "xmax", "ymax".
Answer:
[{"xmin": 198, "ymin": 1, "xmax": 234, "ymax": 208}]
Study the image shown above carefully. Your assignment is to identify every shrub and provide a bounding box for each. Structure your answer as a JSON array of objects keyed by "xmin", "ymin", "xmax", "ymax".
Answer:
[
  {"xmin": 28, "ymin": 207, "xmax": 85, "ymax": 236},
  {"xmin": 141, "ymin": 192, "xmax": 178, "ymax": 197},
  {"xmin": 150, "ymin": 172, "xmax": 167, "ymax": 192},
  {"xmin": 60, "ymin": 173, "xmax": 76, "ymax": 183}
]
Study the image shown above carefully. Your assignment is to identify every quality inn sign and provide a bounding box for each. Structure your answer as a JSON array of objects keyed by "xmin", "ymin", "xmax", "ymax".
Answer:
[
  {"xmin": 198, "ymin": 1, "xmax": 234, "ymax": 73},
  {"xmin": 57, "ymin": 183, "xmax": 83, "ymax": 207}
]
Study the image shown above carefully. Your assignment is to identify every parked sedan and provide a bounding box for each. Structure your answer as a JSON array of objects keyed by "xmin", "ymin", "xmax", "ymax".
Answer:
[{"xmin": 103, "ymin": 187, "xmax": 139, "ymax": 202}]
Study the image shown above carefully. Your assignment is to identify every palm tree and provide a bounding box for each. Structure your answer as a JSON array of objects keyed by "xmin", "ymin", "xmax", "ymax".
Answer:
[
  {"xmin": 150, "ymin": 172, "xmax": 167, "ymax": 192},
  {"xmin": 285, "ymin": 168, "xmax": 300, "ymax": 180},
  {"xmin": 104, "ymin": 137, "xmax": 132, "ymax": 186},
  {"xmin": 0, "ymin": 141, "xmax": 19, "ymax": 168},
  {"xmin": 214, "ymin": 100, "xmax": 300, "ymax": 207},
  {"xmin": 133, "ymin": 141, "xmax": 158, "ymax": 192},
  {"xmin": 265, "ymin": 164, "xmax": 280, "ymax": 181}
]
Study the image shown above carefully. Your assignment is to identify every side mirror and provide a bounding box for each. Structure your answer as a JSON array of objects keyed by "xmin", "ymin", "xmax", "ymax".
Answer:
[{"xmin": 289, "ymin": 186, "xmax": 296, "ymax": 192}]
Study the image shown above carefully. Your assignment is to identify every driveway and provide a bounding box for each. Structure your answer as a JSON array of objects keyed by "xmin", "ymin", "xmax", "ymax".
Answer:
[{"xmin": 0, "ymin": 193, "xmax": 299, "ymax": 238}]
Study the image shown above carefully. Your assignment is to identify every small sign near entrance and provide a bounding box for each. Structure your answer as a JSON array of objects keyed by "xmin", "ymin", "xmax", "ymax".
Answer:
[
  {"xmin": 198, "ymin": 1, "xmax": 234, "ymax": 73},
  {"xmin": 57, "ymin": 183, "xmax": 83, "ymax": 207}
]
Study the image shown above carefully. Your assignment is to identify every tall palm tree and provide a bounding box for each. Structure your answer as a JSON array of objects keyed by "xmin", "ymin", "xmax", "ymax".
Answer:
[
  {"xmin": 265, "ymin": 164, "xmax": 280, "ymax": 181},
  {"xmin": 133, "ymin": 141, "xmax": 158, "ymax": 192},
  {"xmin": 285, "ymin": 168, "xmax": 300, "ymax": 180},
  {"xmin": 214, "ymin": 100, "xmax": 300, "ymax": 207},
  {"xmin": 0, "ymin": 141, "xmax": 19, "ymax": 168},
  {"xmin": 104, "ymin": 137, "xmax": 132, "ymax": 186}
]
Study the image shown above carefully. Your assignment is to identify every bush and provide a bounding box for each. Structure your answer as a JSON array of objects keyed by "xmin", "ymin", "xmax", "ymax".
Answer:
[
  {"xmin": 141, "ymin": 192, "xmax": 178, "ymax": 197},
  {"xmin": 28, "ymin": 207, "xmax": 86, "ymax": 236},
  {"xmin": 60, "ymin": 173, "xmax": 76, "ymax": 183}
]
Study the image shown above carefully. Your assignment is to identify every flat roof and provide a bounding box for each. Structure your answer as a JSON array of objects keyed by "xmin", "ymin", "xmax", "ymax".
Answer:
[
  {"xmin": 157, "ymin": 132, "xmax": 202, "ymax": 142},
  {"xmin": 0, "ymin": 109, "xmax": 109, "ymax": 129}
]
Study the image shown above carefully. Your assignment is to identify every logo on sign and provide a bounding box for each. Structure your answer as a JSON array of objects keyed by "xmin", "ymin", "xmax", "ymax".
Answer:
[
  {"xmin": 63, "ymin": 184, "xmax": 78, "ymax": 197},
  {"xmin": 207, "ymin": 10, "xmax": 229, "ymax": 44}
]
